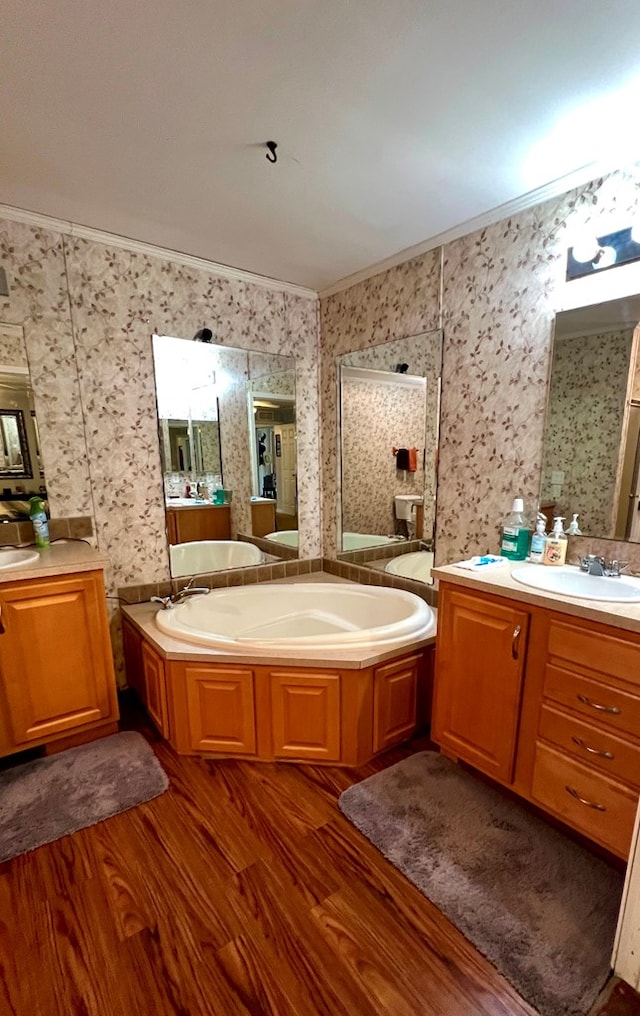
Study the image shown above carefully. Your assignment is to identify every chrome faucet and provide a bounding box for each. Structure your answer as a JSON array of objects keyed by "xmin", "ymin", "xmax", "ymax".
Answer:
[
  {"xmin": 151, "ymin": 577, "xmax": 209, "ymax": 609},
  {"xmin": 579, "ymin": 555, "xmax": 627, "ymax": 577}
]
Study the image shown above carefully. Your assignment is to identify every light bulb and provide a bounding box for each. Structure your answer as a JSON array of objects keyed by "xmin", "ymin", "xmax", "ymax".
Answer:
[{"xmin": 571, "ymin": 236, "xmax": 600, "ymax": 263}]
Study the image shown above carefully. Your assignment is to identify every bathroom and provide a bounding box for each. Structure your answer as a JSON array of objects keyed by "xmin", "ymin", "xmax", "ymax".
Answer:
[{"xmin": 4, "ymin": 5, "xmax": 640, "ymax": 1009}]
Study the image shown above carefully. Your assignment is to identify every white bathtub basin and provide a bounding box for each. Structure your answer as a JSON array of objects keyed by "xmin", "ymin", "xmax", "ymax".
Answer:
[
  {"xmin": 385, "ymin": 551, "xmax": 434, "ymax": 584},
  {"xmin": 265, "ymin": 530, "xmax": 298, "ymax": 547},
  {"xmin": 169, "ymin": 540, "xmax": 264, "ymax": 577},
  {"xmin": 155, "ymin": 582, "xmax": 435, "ymax": 658},
  {"xmin": 342, "ymin": 533, "xmax": 398, "ymax": 551}
]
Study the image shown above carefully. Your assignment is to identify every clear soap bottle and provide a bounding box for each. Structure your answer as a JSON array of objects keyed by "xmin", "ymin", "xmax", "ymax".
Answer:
[{"xmin": 529, "ymin": 513, "xmax": 547, "ymax": 564}]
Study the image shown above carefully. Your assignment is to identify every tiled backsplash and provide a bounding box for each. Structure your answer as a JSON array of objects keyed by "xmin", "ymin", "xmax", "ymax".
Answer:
[{"xmin": 0, "ymin": 515, "xmax": 93, "ymax": 547}]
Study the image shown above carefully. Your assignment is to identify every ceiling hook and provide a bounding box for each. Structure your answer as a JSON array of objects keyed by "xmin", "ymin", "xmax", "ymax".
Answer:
[{"xmin": 265, "ymin": 141, "xmax": 278, "ymax": 164}]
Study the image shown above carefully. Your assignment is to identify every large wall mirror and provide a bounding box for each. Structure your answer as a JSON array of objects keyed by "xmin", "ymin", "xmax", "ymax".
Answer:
[
  {"xmin": 337, "ymin": 329, "xmax": 443, "ymax": 584},
  {"xmin": 0, "ymin": 323, "xmax": 46, "ymax": 521},
  {"xmin": 541, "ymin": 295, "xmax": 640, "ymax": 541},
  {"xmin": 152, "ymin": 335, "xmax": 297, "ymax": 577}
]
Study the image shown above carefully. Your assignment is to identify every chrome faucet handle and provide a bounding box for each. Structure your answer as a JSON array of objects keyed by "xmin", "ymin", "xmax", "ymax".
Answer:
[
  {"xmin": 579, "ymin": 554, "xmax": 606, "ymax": 576},
  {"xmin": 604, "ymin": 560, "xmax": 628, "ymax": 577},
  {"xmin": 151, "ymin": 595, "xmax": 174, "ymax": 610}
]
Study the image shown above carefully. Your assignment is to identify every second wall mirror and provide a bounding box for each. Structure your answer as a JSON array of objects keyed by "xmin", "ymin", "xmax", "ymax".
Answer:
[{"xmin": 337, "ymin": 328, "xmax": 443, "ymax": 584}]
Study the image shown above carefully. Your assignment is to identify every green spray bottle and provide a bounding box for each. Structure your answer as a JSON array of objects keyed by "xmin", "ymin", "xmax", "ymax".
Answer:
[{"xmin": 29, "ymin": 496, "xmax": 50, "ymax": 547}]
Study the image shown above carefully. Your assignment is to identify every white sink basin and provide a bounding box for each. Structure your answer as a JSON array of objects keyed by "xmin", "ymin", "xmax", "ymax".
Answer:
[
  {"xmin": 0, "ymin": 548, "xmax": 39, "ymax": 570},
  {"xmin": 511, "ymin": 564, "xmax": 640, "ymax": 602}
]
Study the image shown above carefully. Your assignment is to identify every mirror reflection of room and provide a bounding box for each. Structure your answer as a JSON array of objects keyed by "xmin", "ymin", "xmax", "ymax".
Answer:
[
  {"xmin": 338, "ymin": 329, "xmax": 442, "ymax": 584},
  {"xmin": 0, "ymin": 322, "xmax": 47, "ymax": 522},
  {"xmin": 540, "ymin": 296, "xmax": 640, "ymax": 542},
  {"xmin": 248, "ymin": 366, "xmax": 297, "ymax": 544},
  {"xmin": 152, "ymin": 334, "xmax": 297, "ymax": 577}
]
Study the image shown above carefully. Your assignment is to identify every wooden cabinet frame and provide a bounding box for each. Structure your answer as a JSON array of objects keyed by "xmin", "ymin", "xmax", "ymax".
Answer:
[{"xmin": 122, "ymin": 617, "xmax": 434, "ymax": 768}]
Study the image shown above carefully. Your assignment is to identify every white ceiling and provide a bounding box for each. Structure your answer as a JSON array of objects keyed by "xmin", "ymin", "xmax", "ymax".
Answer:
[{"xmin": 2, "ymin": 0, "xmax": 640, "ymax": 292}]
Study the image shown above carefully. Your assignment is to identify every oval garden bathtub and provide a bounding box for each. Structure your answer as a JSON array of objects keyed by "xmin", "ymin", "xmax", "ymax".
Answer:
[
  {"xmin": 385, "ymin": 551, "xmax": 434, "ymax": 584},
  {"xmin": 264, "ymin": 532, "xmax": 400, "ymax": 552},
  {"xmin": 169, "ymin": 540, "xmax": 264, "ymax": 577},
  {"xmin": 155, "ymin": 582, "xmax": 435, "ymax": 658}
]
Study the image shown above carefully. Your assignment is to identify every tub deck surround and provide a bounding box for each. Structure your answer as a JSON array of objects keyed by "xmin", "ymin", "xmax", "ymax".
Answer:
[
  {"xmin": 432, "ymin": 562, "xmax": 640, "ymax": 859},
  {"xmin": 121, "ymin": 575, "xmax": 436, "ymax": 767}
]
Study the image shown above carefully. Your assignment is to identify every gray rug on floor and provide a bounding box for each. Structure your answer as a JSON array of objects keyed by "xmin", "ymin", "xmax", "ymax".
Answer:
[
  {"xmin": 0, "ymin": 731, "xmax": 169, "ymax": 862},
  {"xmin": 339, "ymin": 751, "xmax": 623, "ymax": 1016}
]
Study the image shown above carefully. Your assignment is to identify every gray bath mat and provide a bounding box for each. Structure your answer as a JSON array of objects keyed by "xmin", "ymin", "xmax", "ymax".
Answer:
[
  {"xmin": 339, "ymin": 751, "xmax": 623, "ymax": 1016},
  {"xmin": 0, "ymin": 731, "xmax": 169, "ymax": 862}
]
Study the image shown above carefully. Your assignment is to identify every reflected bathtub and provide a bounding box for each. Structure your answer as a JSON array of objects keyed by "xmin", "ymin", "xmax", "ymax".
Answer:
[
  {"xmin": 264, "ymin": 531, "xmax": 399, "ymax": 552},
  {"xmin": 169, "ymin": 540, "xmax": 264, "ymax": 577},
  {"xmin": 385, "ymin": 551, "xmax": 434, "ymax": 585},
  {"xmin": 155, "ymin": 582, "xmax": 435, "ymax": 658}
]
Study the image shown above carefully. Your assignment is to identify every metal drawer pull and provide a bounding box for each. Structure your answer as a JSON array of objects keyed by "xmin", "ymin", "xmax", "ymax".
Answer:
[
  {"xmin": 571, "ymin": 736, "xmax": 614, "ymax": 760},
  {"xmin": 565, "ymin": 785, "xmax": 606, "ymax": 811},
  {"xmin": 511, "ymin": 625, "xmax": 521, "ymax": 660},
  {"xmin": 577, "ymin": 694, "xmax": 620, "ymax": 715}
]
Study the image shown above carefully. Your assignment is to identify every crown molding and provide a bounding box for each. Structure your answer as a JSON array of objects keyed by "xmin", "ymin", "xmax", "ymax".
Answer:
[
  {"xmin": 0, "ymin": 204, "xmax": 318, "ymax": 300},
  {"xmin": 318, "ymin": 160, "xmax": 639, "ymax": 300}
]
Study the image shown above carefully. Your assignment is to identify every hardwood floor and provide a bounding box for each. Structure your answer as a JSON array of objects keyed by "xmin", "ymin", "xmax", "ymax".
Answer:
[{"xmin": 0, "ymin": 702, "xmax": 625, "ymax": 1016}]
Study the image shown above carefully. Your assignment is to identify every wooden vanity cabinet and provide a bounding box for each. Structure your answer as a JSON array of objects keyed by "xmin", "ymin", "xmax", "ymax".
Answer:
[
  {"xmin": 433, "ymin": 580, "xmax": 640, "ymax": 859},
  {"xmin": 0, "ymin": 570, "xmax": 119, "ymax": 756},
  {"xmin": 166, "ymin": 504, "xmax": 231, "ymax": 545},
  {"xmin": 432, "ymin": 587, "xmax": 529, "ymax": 783}
]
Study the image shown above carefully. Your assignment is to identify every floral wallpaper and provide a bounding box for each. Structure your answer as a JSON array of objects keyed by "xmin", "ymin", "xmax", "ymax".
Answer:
[
  {"xmin": 322, "ymin": 166, "xmax": 640, "ymax": 566},
  {"xmin": 541, "ymin": 328, "xmax": 633, "ymax": 537},
  {"xmin": 341, "ymin": 374, "xmax": 426, "ymax": 536},
  {"xmin": 0, "ymin": 220, "xmax": 319, "ymax": 677},
  {"xmin": 0, "ymin": 322, "xmax": 28, "ymax": 369}
]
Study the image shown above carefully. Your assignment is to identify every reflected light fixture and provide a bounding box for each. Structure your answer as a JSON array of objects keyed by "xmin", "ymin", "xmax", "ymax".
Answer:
[{"xmin": 567, "ymin": 225, "xmax": 640, "ymax": 280}]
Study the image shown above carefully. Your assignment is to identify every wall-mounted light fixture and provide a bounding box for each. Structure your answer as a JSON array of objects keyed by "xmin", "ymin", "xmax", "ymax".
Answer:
[{"xmin": 566, "ymin": 224, "xmax": 640, "ymax": 281}]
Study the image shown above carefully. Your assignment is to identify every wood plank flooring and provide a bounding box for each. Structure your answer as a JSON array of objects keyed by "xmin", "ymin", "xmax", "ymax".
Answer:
[{"xmin": 0, "ymin": 703, "xmax": 627, "ymax": 1016}]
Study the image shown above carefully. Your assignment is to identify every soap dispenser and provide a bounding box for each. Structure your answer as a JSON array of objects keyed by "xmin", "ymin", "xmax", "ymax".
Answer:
[
  {"xmin": 529, "ymin": 513, "xmax": 547, "ymax": 564},
  {"xmin": 566, "ymin": 514, "xmax": 582, "ymax": 536},
  {"xmin": 543, "ymin": 517, "xmax": 567, "ymax": 566}
]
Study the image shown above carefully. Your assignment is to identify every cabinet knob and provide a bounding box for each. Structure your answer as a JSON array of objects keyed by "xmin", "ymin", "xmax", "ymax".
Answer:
[{"xmin": 511, "ymin": 624, "xmax": 521, "ymax": 660}]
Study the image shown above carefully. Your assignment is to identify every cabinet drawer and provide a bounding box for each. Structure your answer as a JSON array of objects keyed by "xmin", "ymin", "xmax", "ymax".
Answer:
[
  {"xmin": 547, "ymin": 618, "xmax": 640, "ymax": 684},
  {"xmin": 543, "ymin": 665, "xmax": 640, "ymax": 738},
  {"xmin": 538, "ymin": 704, "xmax": 640, "ymax": 787},
  {"xmin": 530, "ymin": 742, "xmax": 637, "ymax": 858}
]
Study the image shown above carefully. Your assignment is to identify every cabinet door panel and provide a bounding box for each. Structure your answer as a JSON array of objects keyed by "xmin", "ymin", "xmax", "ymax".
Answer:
[
  {"xmin": 433, "ymin": 588, "xmax": 529, "ymax": 783},
  {"xmin": 0, "ymin": 573, "xmax": 116, "ymax": 744},
  {"xmin": 185, "ymin": 665, "xmax": 256, "ymax": 754},
  {"xmin": 373, "ymin": 655, "xmax": 419, "ymax": 753},
  {"xmin": 270, "ymin": 671, "xmax": 340, "ymax": 760},
  {"xmin": 141, "ymin": 642, "xmax": 170, "ymax": 738}
]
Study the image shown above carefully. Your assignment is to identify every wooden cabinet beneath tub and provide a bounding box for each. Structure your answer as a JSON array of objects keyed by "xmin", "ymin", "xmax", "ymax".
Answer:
[
  {"xmin": 0, "ymin": 570, "xmax": 119, "ymax": 757},
  {"xmin": 433, "ymin": 580, "xmax": 640, "ymax": 859},
  {"xmin": 121, "ymin": 617, "xmax": 433, "ymax": 767},
  {"xmin": 166, "ymin": 505, "xmax": 231, "ymax": 545}
]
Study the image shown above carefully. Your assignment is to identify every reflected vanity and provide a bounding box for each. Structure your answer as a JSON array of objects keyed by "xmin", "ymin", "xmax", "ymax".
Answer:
[
  {"xmin": 337, "ymin": 329, "xmax": 443, "ymax": 584},
  {"xmin": 540, "ymin": 294, "xmax": 640, "ymax": 541},
  {"xmin": 151, "ymin": 334, "xmax": 298, "ymax": 578},
  {"xmin": 0, "ymin": 322, "xmax": 47, "ymax": 521}
]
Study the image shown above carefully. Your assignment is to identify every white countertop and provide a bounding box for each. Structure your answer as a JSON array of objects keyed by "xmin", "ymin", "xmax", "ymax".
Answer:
[
  {"xmin": 0, "ymin": 541, "xmax": 109, "ymax": 584},
  {"xmin": 165, "ymin": 499, "xmax": 228, "ymax": 509},
  {"xmin": 432, "ymin": 561, "xmax": 640, "ymax": 635}
]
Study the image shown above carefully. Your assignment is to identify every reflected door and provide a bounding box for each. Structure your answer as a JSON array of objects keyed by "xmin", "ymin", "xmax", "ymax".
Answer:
[{"xmin": 275, "ymin": 424, "xmax": 296, "ymax": 516}]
